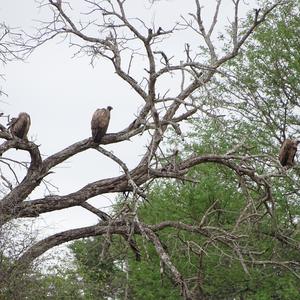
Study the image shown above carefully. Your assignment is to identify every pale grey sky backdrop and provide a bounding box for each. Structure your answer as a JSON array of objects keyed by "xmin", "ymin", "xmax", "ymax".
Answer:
[{"xmin": 1, "ymin": 0, "xmax": 257, "ymax": 237}]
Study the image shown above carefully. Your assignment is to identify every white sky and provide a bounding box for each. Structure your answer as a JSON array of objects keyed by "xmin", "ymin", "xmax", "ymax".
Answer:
[{"xmin": 0, "ymin": 0, "xmax": 258, "ymax": 238}]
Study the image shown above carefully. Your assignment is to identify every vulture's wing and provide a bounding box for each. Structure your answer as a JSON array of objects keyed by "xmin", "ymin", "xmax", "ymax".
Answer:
[
  {"xmin": 279, "ymin": 140, "xmax": 290, "ymax": 166},
  {"xmin": 91, "ymin": 109, "xmax": 110, "ymax": 143},
  {"xmin": 11, "ymin": 113, "xmax": 31, "ymax": 139}
]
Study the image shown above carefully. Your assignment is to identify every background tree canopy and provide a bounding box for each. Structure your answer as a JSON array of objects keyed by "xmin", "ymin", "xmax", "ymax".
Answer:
[{"xmin": 0, "ymin": 0, "xmax": 299, "ymax": 299}]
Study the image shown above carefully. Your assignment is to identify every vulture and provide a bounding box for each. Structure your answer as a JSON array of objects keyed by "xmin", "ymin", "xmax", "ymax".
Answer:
[
  {"xmin": 91, "ymin": 106, "xmax": 113, "ymax": 143},
  {"xmin": 279, "ymin": 139, "xmax": 300, "ymax": 168},
  {"xmin": 7, "ymin": 112, "xmax": 31, "ymax": 140}
]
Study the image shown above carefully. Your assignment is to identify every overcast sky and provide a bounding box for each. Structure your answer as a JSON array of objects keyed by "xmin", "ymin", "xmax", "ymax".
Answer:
[{"xmin": 1, "ymin": 0, "xmax": 257, "ymax": 238}]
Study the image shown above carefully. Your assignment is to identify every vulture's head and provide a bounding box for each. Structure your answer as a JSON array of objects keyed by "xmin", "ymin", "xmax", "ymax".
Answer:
[{"xmin": 107, "ymin": 106, "xmax": 113, "ymax": 111}]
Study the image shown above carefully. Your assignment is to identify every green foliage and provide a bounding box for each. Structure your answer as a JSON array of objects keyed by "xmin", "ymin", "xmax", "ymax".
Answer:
[
  {"xmin": 210, "ymin": 1, "xmax": 300, "ymax": 144},
  {"xmin": 35, "ymin": 270, "xmax": 84, "ymax": 300},
  {"xmin": 127, "ymin": 161, "xmax": 299, "ymax": 299},
  {"xmin": 69, "ymin": 237, "xmax": 127, "ymax": 299},
  {"xmin": 0, "ymin": 258, "xmax": 80, "ymax": 299}
]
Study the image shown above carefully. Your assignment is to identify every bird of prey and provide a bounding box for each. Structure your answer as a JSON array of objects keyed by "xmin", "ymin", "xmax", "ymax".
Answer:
[
  {"xmin": 279, "ymin": 138, "xmax": 300, "ymax": 168},
  {"xmin": 7, "ymin": 112, "xmax": 31, "ymax": 140},
  {"xmin": 91, "ymin": 106, "xmax": 113, "ymax": 143}
]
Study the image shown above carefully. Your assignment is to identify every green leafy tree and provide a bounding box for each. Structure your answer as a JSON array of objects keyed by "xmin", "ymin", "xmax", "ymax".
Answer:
[
  {"xmin": 212, "ymin": 1, "xmax": 300, "ymax": 143},
  {"xmin": 68, "ymin": 119, "xmax": 299, "ymax": 299},
  {"xmin": 69, "ymin": 237, "xmax": 128, "ymax": 299}
]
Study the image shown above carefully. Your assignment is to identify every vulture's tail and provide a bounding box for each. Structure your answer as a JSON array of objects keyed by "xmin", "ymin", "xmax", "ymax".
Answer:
[{"xmin": 92, "ymin": 130, "xmax": 104, "ymax": 143}]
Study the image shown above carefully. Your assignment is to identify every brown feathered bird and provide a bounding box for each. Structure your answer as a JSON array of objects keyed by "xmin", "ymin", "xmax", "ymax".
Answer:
[
  {"xmin": 279, "ymin": 139, "xmax": 300, "ymax": 168},
  {"xmin": 7, "ymin": 112, "xmax": 31, "ymax": 140},
  {"xmin": 91, "ymin": 106, "xmax": 113, "ymax": 143}
]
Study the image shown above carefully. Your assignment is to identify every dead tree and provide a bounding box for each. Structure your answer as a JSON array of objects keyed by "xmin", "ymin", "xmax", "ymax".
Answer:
[{"xmin": 0, "ymin": 1, "xmax": 293, "ymax": 298}]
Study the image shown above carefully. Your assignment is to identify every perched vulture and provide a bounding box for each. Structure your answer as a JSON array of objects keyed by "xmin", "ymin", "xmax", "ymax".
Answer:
[
  {"xmin": 7, "ymin": 112, "xmax": 31, "ymax": 140},
  {"xmin": 279, "ymin": 139, "xmax": 300, "ymax": 168},
  {"xmin": 91, "ymin": 106, "xmax": 113, "ymax": 143}
]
